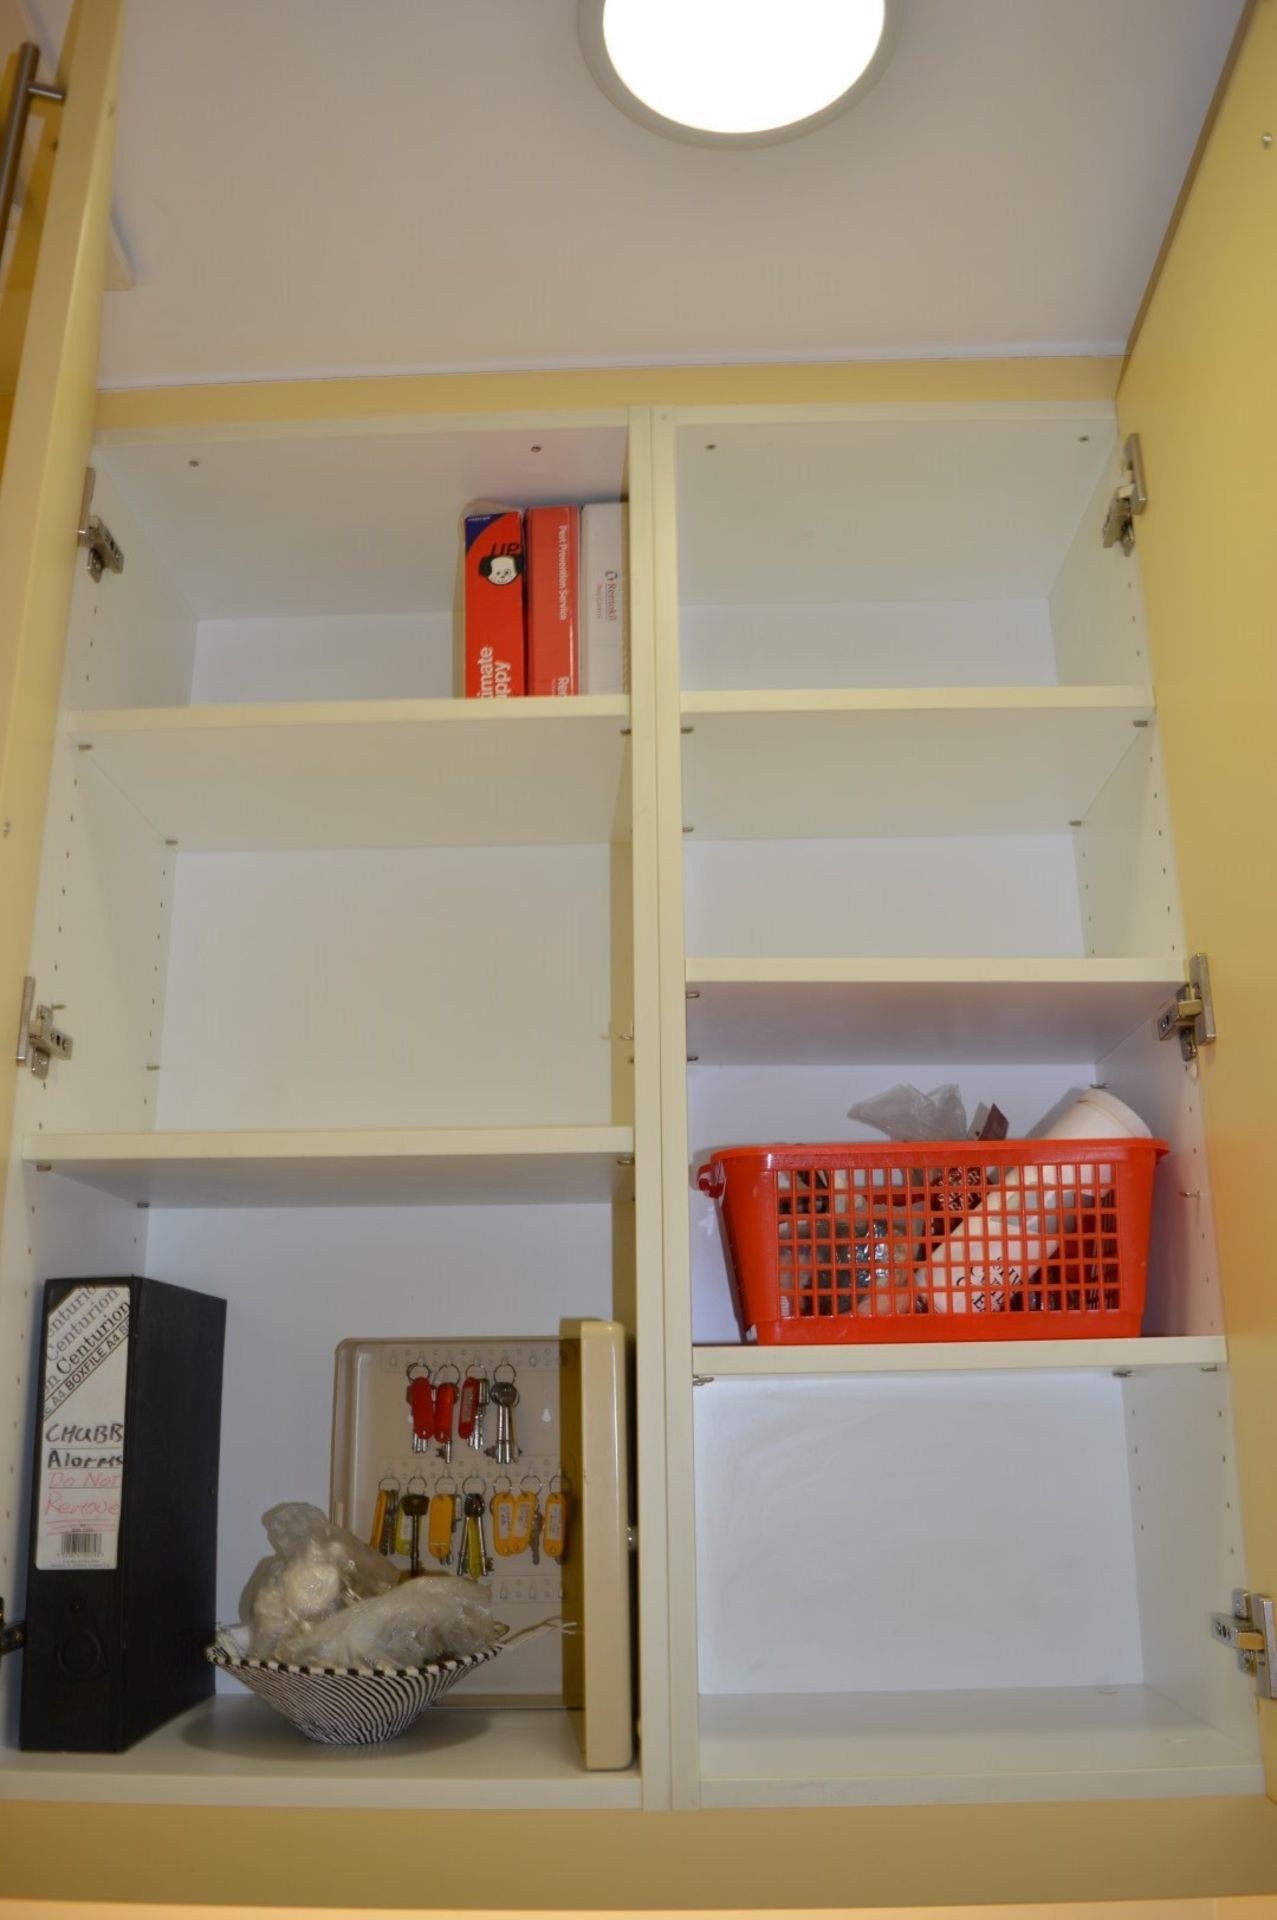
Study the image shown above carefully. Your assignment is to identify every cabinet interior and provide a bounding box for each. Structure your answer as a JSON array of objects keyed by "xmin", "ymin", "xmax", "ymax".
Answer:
[
  {"xmin": 670, "ymin": 406, "xmax": 1260, "ymax": 1806},
  {"xmin": 0, "ymin": 418, "xmax": 639, "ymax": 1808},
  {"xmin": 0, "ymin": 400, "xmax": 1262, "ymax": 1814}
]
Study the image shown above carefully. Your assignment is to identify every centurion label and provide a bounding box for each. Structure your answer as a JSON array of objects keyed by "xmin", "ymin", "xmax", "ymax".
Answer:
[{"xmin": 35, "ymin": 1284, "xmax": 130, "ymax": 1570}]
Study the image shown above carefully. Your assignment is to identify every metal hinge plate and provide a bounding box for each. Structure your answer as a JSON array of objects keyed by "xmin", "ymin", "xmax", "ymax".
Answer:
[
  {"xmin": 15, "ymin": 975, "xmax": 73, "ymax": 1079},
  {"xmin": 1158, "ymin": 951, "xmax": 1216, "ymax": 1062},
  {"xmin": 1212, "ymin": 1590, "xmax": 1277, "ymax": 1699},
  {"xmin": 0, "ymin": 1597, "xmax": 24, "ymax": 1661},
  {"xmin": 1101, "ymin": 433, "xmax": 1149, "ymax": 554},
  {"xmin": 77, "ymin": 468, "xmax": 124, "ymax": 582}
]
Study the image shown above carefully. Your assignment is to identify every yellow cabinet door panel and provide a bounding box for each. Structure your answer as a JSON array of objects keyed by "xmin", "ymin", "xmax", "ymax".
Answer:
[
  {"xmin": 0, "ymin": 0, "xmax": 122, "ymax": 1246},
  {"xmin": 1118, "ymin": 0, "xmax": 1277, "ymax": 1798}
]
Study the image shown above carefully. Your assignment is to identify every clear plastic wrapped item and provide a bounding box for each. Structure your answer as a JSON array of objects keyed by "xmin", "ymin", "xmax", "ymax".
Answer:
[
  {"xmin": 284, "ymin": 1575, "xmax": 502, "ymax": 1669},
  {"xmin": 239, "ymin": 1501, "xmax": 400, "ymax": 1661},
  {"xmin": 848, "ymin": 1082, "xmax": 969, "ymax": 1142}
]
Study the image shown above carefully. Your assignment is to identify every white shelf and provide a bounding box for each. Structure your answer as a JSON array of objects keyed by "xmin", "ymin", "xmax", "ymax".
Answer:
[
  {"xmin": 0, "ymin": 1698, "xmax": 640, "ymax": 1810},
  {"xmin": 25, "ymin": 1126, "xmax": 635, "ymax": 1206},
  {"xmin": 68, "ymin": 697, "xmax": 632, "ymax": 850},
  {"xmin": 697, "ymin": 1688, "xmax": 1262, "ymax": 1807},
  {"xmin": 692, "ymin": 1337, "xmax": 1227, "ymax": 1377},
  {"xmin": 679, "ymin": 686, "xmax": 1154, "ymax": 839},
  {"xmin": 685, "ymin": 956, "xmax": 1183, "ymax": 1063}
]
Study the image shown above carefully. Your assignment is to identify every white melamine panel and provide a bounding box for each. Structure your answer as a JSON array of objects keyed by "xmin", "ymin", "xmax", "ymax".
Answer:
[
  {"xmin": 143, "ymin": 1203, "xmax": 616, "ymax": 1666},
  {"xmin": 0, "ymin": 1698, "xmax": 639, "ymax": 1808},
  {"xmin": 192, "ymin": 613, "xmax": 455, "ymax": 704},
  {"xmin": 692, "ymin": 1337, "xmax": 1227, "ymax": 1376},
  {"xmin": 697, "ymin": 1687, "xmax": 1261, "ymax": 1807},
  {"xmin": 684, "ymin": 837, "xmax": 1083, "ymax": 960},
  {"xmin": 70, "ymin": 700, "xmax": 632, "ymax": 851},
  {"xmin": 27, "ymin": 746, "xmax": 175, "ymax": 1137},
  {"xmin": 679, "ymin": 690, "xmax": 1153, "ymax": 840},
  {"xmin": 1124, "ymin": 1368, "xmax": 1256, "ymax": 1755},
  {"xmin": 1101, "ymin": 1017, "xmax": 1222, "ymax": 1337},
  {"xmin": 100, "ymin": 424, "xmax": 627, "ymax": 619},
  {"xmin": 25, "ymin": 1129, "xmax": 635, "ymax": 1209},
  {"xmin": 1049, "ymin": 449, "xmax": 1150, "ymax": 685},
  {"xmin": 686, "ymin": 1062, "xmax": 1098, "ymax": 1344},
  {"xmin": 694, "ymin": 1373, "xmax": 1142, "ymax": 1694},
  {"xmin": 1076, "ymin": 730, "xmax": 1185, "ymax": 962},
  {"xmin": 676, "ymin": 415, "xmax": 1114, "ymax": 607},
  {"xmin": 685, "ymin": 960, "xmax": 1183, "ymax": 1067},
  {"xmin": 62, "ymin": 465, "xmax": 197, "ymax": 709},
  {"xmin": 679, "ymin": 600, "xmax": 1057, "ymax": 693},
  {"xmin": 157, "ymin": 846, "xmax": 618, "ymax": 1130}
]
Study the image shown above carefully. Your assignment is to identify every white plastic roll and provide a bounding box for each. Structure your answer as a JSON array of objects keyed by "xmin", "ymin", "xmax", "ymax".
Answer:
[{"xmin": 918, "ymin": 1090, "xmax": 1150, "ymax": 1313}]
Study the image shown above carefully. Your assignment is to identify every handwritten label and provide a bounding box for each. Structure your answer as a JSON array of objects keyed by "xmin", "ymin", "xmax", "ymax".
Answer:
[{"xmin": 35, "ymin": 1285, "xmax": 130, "ymax": 1571}]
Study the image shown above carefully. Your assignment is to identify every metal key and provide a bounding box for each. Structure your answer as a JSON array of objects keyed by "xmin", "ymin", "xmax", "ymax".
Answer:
[
  {"xmin": 467, "ymin": 1371, "xmax": 490, "ymax": 1452},
  {"xmin": 400, "ymin": 1490, "xmax": 429, "ymax": 1579},
  {"xmin": 487, "ymin": 1374, "xmax": 520, "ymax": 1466},
  {"xmin": 456, "ymin": 1490, "xmax": 492, "ymax": 1580}
]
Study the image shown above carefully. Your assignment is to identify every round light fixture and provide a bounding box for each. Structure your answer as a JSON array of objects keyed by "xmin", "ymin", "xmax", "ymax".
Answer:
[{"xmin": 578, "ymin": 0, "xmax": 897, "ymax": 148}]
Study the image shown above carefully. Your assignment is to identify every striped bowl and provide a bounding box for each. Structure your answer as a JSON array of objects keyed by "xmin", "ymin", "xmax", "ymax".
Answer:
[{"xmin": 206, "ymin": 1639, "xmax": 503, "ymax": 1745}]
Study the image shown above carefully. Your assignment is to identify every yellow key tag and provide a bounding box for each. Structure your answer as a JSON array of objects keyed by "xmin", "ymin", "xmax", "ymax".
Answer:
[
  {"xmin": 511, "ymin": 1489, "xmax": 537, "ymax": 1555},
  {"xmin": 491, "ymin": 1487, "xmax": 519, "ymax": 1557},
  {"xmin": 427, "ymin": 1492, "xmax": 457, "ymax": 1563},
  {"xmin": 369, "ymin": 1487, "xmax": 390, "ymax": 1554},
  {"xmin": 543, "ymin": 1487, "xmax": 569, "ymax": 1560}
]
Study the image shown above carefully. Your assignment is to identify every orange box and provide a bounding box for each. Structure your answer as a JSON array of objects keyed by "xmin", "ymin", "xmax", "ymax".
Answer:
[
  {"xmin": 464, "ymin": 510, "xmax": 526, "ymax": 698},
  {"xmin": 526, "ymin": 505, "xmax": 580, "ymax": 696}
]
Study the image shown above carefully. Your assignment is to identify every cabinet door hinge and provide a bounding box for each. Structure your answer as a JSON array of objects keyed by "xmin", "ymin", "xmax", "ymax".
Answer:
[
  {"xmin": 1101, "ymin": 433, "xmax": 1148, "ymax": 554},
  {"xmin": 15, "ymin": 975, "xmax": 73, "ymax": 1079},
  {"xmin": 1212, "ymin": 1590, "xmax": 1277, "ymax": 1699},
  {"xmin": 77, "ymin": 467, "xmax": 124, "ymax": 582},
  {"xmin": 1157, "ymin": 952, "xmax": 1216, "ymax": 1061},
  {"xmin": 0, "ymin": 1597, "xmax": 24, "ymax": 1662}
]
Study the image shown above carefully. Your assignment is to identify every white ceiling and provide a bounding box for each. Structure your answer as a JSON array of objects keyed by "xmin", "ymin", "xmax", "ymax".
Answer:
[{"xmin": 33, "ymin": 0, "xmax": 1243, "ymax": 389}]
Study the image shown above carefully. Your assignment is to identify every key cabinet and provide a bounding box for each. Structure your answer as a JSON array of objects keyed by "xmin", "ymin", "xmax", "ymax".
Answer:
[{"xmin": 3, "ymin": 0, "xmax": 1277, "ymax": 1906}]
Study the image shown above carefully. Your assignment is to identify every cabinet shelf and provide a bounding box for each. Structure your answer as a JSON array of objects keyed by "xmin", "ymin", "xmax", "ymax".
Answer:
[
  {"xmin": 0, "ymin": 1699, "xmax": 640, "ymax": 1810},
  {"xmin": 692, "ymin": 1336, "xmax": 1227, "ymax": 1378},
  {"xmin": 679, "ymin": 686, "xmax": 1154, "ymax": 839},
  {"xmin": 24, "ymin": 1126, "xmax": 635, "ymax": 1207},
  {"xmin": 697, "ymin": 1688, "xmax": 1262, "ymax": 1808},
  {"xmin": 68, "ymin": 697, "xmax": 632, "ymax": 850},
  {"xmin": 685, "ymin": 956, "xmax": 1183, "ymax": 1063}
]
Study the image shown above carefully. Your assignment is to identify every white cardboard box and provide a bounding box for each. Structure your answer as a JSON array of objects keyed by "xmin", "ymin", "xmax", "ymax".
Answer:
[{"xmin": 581, "ymin": 503, "xmax": 628, "ymax": 694}]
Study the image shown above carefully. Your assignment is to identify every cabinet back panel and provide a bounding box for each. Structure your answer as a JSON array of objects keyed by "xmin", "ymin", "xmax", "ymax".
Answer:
[
  {"xmin": 694, "ymin": 1372, "xmax": 1142, "ymax": 1693},
  {"xmin": 687, "ymin": 1062, "xmax": 1097, "ymax": 1344},
  {"xmin": 680, "ymin": 600, "xmax": 1056, "ymax": 693},
  {"xmin": 685, "ymin": 837, "xmax": 1083, "ymax": 961},
  {"xmin": 676, "ymin": 414, "xmax": 1115, "ymax": 607},
  {"xmin": 100, "ymin": 424, "xmax": 627, "ymax": 620},
  {"xmin": 192, "ymin": 613, "xmax": 455, "ymax": 704},
  {"xmin": 144, "ymin": 1201, "xmax": 617, "ymax": 1693},
  {"xmin": 156, "ymin": 846, "xmax": 618, "ymax": 1131}
]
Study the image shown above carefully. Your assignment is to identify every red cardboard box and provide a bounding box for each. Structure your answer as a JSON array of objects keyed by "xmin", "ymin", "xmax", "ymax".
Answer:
[
  {"xmin": 526, "ymin": 505, "xmax": 580, "ymax": 696},
  {"xmin": 464, "ymin": 510, "xmax": 526, "ymax": 698}
]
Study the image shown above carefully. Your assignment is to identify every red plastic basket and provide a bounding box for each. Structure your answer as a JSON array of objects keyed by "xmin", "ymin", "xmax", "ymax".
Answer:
[{"xmin": 697, "ymin": 1139, "xmax": 1168, "ymax": 1345}]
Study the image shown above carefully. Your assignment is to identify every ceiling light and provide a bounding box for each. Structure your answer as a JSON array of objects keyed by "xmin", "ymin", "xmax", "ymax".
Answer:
[{"xmin": 578, "ymin": 0, "xmax": 897, "ymax": 148}]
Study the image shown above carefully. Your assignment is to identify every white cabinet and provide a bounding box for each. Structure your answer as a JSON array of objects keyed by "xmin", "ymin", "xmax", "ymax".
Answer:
[
  {"xmin": 648, "ymin": 403, "xmax": 1261, "ymax": 1809},
  {"xmin": 0, "ymin": 392, "xmax": 1268, "ymax": 1849},
  {"xmin": 0, "ymin": 413, "xmax": 648, "ymax": 1809}
]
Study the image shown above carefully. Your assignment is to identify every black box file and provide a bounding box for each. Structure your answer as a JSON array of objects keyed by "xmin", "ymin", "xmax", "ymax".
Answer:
[{"xmin": 20, "ymin": 1275, "xmax": 226, "ymax": 1752}]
